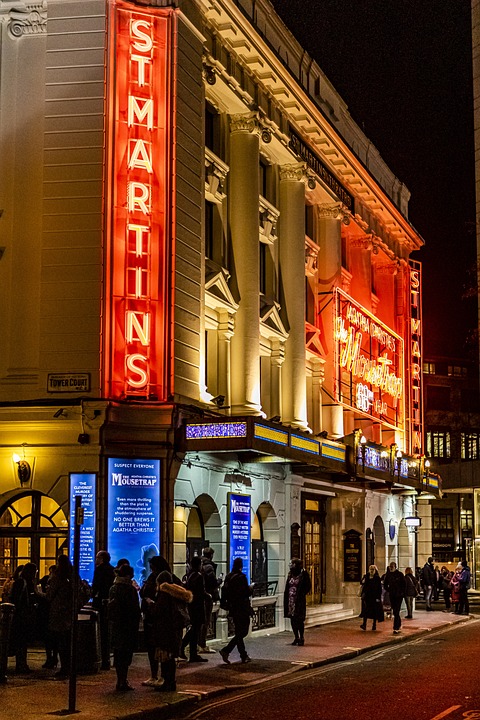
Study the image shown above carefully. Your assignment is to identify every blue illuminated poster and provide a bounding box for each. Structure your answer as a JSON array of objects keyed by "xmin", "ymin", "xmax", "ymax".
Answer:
[
  {"xmin": 69, "ymin": 473, "xmax": 96, "ymax": 583},
  {"xmin": 107, "ymin": 458, "xmax": 160, "ymax": 586},
  {"xmin": 228, "ymin": 493, "xmax": 251, "ymax": 583}
]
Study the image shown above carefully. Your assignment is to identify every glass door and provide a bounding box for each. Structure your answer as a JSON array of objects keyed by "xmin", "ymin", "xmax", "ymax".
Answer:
[{"xmin": 302, "ymin": 495, "xmax": 326, "ymax": 605}]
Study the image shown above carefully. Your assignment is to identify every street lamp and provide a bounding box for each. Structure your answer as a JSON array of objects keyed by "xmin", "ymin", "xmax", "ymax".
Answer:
[{"xmin": 360, "ymin": 434, "xmax": 367, "ymax": 472}]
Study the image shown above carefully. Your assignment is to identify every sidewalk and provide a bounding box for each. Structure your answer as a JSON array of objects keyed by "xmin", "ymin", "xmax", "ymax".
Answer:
[{"xmin": 1, "ymin": 609, "xmax": 471, "ymax": 720}]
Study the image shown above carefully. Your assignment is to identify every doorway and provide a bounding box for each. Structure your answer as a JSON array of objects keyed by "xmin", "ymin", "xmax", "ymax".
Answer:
[
  {"xmin": 302, "ymin": 494, "xmax": 326, "ymax": 605},
  {"xmin": 0, "ymin": 490, "xmax": 68, "ymax": 585}
]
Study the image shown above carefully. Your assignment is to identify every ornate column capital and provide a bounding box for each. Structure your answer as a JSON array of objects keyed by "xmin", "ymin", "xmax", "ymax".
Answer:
[
  {"xmin": 375, "ymin": 261, "xmax": 398, "ymax": 276},
  {"xmin": 279, "ymin": 162, "xmax": 307, "ymax": 183},
  {"xmin": 317, "ymin": 202, "xmax": 350, "ymax": 225},
  {"xmin": 6, "ymin": 2, "xmax": 47, "ymax": 37},
  {"xmin": 229, "ymin": 112, "xmax": 262, "ymax": 136}
]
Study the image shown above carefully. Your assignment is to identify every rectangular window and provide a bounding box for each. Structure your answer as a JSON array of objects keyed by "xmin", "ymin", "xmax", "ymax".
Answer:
[
  {"xmin": 433, "ymin": 509, "xmax": 453, "ymax": 530},
  {"xmin": 448, "ymin": 365, "xmax": 467, "ymax": 377},
  {"xmin": 461, "ymin": 509, "xmax": 473, "ymax": 532},
  {"xmin": 259, "ymin": 242, "xmax": 267, "ymax": 295},
  {"xmin": 305, "ymin": 204, "xmax": 315, "ymax": 240},
  {"xmin": 205, "ymin": 102, "xmax": 221, "ymax": 156},
  {"xmin": 423, "ymin": 362, "xmax": 436, "ymax": 375},
  {"xmin": 461, "ymin": 432, "xmax": 480, "ymax": 460},
  {"xmin": 426, "ymin": 430, "xmax": 451, "ymax": 458}
]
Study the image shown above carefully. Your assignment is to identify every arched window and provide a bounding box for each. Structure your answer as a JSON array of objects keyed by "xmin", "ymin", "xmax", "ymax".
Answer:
[{"xmin": 0, "ymin": 491, "xmax": 68, "ymax": 586}]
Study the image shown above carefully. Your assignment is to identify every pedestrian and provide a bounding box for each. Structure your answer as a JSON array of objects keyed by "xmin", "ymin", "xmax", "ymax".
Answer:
[
  {"xmin": 108, "ymin": 563, "xmax": 140, "ymax": 691},
  {"xmin": 152, "ymin": 570, "xmax": 193, "ymax": 693},
  {"xmin": 450, "ymin": 563, "xmax": 462, "ymax": 613},
  {"xmin": 38, "ymin": 564, "xmax": 58, "ymax": 668},
  {"xmin": 9, "ymin": 562, "xmax": 38, "ymax": 673},
  {"xmin": 404, "ymin": 566, "xmax": 420, "ymax": 619},
  {"xmin": 180, "ymin": 555, "xmax": 208, "ymax": 663},
  {"xmin": 383, "ymin": 561, "xmax": 406, "ymax": 634},
  {"xmin": 458, "ymin": 559, "xmax": 471, "ymax": 615},
  {"xmin": 46, "ymin": 555, "xmax": 74, "ymax": 679},
  {"xmin": 140, "ymin": 555, "xmax": 173, "ymax": 685},
  {"xmin": 440, "ymin": 566, "xmax": 453, "ymax": 611},
  {"xmin": 199, "ymin": 547, "xmax": 222, "ymax": 654},
  {"xmin": 91, "ymin": 550, "xmax": 116, "ymax": 670},
  {"xmin": 219, "ymin": 557, "xmax": 253, "ymax": 664},
  {"xmin": 421, "ymin": 556, "xmax": 436, "ymax": 611},
  {"xmin": 359, "ymin": 564, "xmax": 384, "ymax": 631},
  {"xmin": 283, "ymin": 557, "xmax": 311, "ymax": 645}
]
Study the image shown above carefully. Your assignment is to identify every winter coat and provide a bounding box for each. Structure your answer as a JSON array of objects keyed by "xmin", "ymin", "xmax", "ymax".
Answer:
[
  {"xmin": 184, "ymin": 569, "xmax": 207, "ymax": 625},
  {"xmin": 405, "ymin": 573, "xmax": 420, "ymax": 598},
  {"xmin": 422, "ymin": 561, "xmax": 436, "ymax": 587},
  {"xmin": 283, "ymin": 569, "xmax": 311, "ymax": 621},
  {"xmin": 47, "ymin": 572, "xmax": 73, "ymax": 633},
  {"xmin": 91, "ymin": 562, "xmax": 115, "ymax": 609},
  {"xmin": 152, "ymin": 582, "xmax": 193, "ymax": 656},
  {"xmin": 360, "ymin": 573, "xmax": 384, "ymax": 622},
  {"xmin": 201, "ymin": 557, "xmax": 221, "ymax": 601},
  {"xmin": 221, "ymin": 570, "xmax": 253, "ymax": 621},
  {"xmin": 450, "ymin": 571, "xmax": 462, "ymax": 603},
  {"xmin": 459, "ymin": 565, "xmax": 471, "ymax": 589},
  {"xmin": 383, "ymin": 569, "xmax": 406, "ymax": 600},
  {"xmin": 108, "ymin": 577, "xmax": 140, "ymax": 652}
]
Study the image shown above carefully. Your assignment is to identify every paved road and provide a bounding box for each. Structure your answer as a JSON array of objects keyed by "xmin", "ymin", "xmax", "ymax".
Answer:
[{"xmin": 177, "ymin": 619, "xmax": 480, "ymax": 720}]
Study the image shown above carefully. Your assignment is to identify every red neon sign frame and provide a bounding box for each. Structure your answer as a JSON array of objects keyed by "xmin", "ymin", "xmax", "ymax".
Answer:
[
  {"xmin": 408, "ymin": 260, "xmax": 423, "ymax": 454},
  {"xmin": 334, "ymin": 288, "xmax": 404, "ymax": 429},
  {"xmin": 103, "ymin": 1, "xmax": 175, "ymax": 400}
]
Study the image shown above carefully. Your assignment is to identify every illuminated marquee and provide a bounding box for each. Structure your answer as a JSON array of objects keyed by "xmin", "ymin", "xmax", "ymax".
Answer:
[
  {"xmin": 103, "ymin": 2, "xmax": 174, "ymax": 399},
  {"xmin": 334, "ymin": 289, "xmax": 404, "ymax": 428},
  {"xmin": 408, "ymin": 261, "xmax": 423, "ymax": 454}
]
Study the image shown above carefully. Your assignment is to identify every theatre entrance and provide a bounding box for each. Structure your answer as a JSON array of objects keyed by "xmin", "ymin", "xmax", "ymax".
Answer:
[{"xmin": 0, "ymin": 490, "xmax": 68, "ymax": 587}]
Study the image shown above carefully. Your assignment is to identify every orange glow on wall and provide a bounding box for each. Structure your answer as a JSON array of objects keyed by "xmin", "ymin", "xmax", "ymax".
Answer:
[
  {"xmin": 103, "ymin": 1, "xmax": 175, "ymax": 400},
  {"xmin": 334, "ymin": 289, "xmax": 404, "ymax": 429}
]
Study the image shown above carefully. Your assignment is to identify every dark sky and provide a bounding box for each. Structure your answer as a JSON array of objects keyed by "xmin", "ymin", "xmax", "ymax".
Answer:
[{"xmin": 271, "ymin": 0, "xmax": 477, "ymax": 360}]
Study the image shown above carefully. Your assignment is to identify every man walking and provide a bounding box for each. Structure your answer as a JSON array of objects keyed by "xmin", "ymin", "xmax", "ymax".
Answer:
[
  {"xmin": 219, "ymin": 557, "xmax": 253, "ymax": 664},
  {"xmin": 92, "ymin": 550, "xmax": 115, "ymax": 670},
  {"xmin": 383, "ymin": 561, "xmax": 406, "ymax": 635},
  {"xmin": 458, "ymin": 559, "xmax": 471, "ymax": 615},
  {"xmin": 421, "ymin": 556, "xmax": 436, "ymax": 611}
]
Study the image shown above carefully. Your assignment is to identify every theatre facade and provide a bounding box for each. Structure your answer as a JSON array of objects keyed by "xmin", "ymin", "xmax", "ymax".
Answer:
[{"xmin": 0, "ymin": 0, "xmax": 439, "ymax": 634}]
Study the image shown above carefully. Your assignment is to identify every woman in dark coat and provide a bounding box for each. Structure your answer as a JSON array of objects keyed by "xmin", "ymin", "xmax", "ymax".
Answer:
[
  {"xmin": 283, "ymin": 558, "xmax": 312, "ymax": 646},
  {"xmin": 360, "ymin": 564, "xmax": 384, "ymax": 631},
  {"xmin": 140, "ymin": 555, "xmax": 172, "ymax": 686},
  {"xmin": 46, "ymin": 555, "xmax": 74, "ymax": 679},
  {"xmin": 152, "ymin": 570, "xmax": 192, "ymax": 692},
  {"xmin": 108, "ymin": 563, "xmax": 140, "ymax": 691}
]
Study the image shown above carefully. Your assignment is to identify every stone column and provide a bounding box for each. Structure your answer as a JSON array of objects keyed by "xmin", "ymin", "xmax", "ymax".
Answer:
[
  {"xmin": 229, "ymin": 113, "xmax": 261, "ymax": 415},
  {"xmin": 278, "ymin": 164, "xmax": 308, "ymax": 430},
  {"xmin": 317, "ymin": 203, "xmax": 347, "ymax": 438},
  {"xmin": 269, "ymin": 340, "xmax": 285, "ymax": 419},
  {"xmin": 217, "ymin": 311, "xmax": 234, "ymax": 406},
  {"xmin": 310, "ymin": 356, "xmax": 325, "ymax": 434}
]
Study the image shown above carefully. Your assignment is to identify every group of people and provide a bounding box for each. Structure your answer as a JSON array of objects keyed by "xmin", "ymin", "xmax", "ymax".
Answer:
[
  {"xmin": 419, "ymin": 557, "xmax": 471, "ymax": 615},
  {"xmin": 0, "ymin": 547, "xmax": 260, "ymax": 693},
  {"xmin": 359, "ymin": 557, "xmax": 472, "ymax": 634},
  {"xmin": 1, "ymin": 555, "xmax": 86, "ymax": 678}
]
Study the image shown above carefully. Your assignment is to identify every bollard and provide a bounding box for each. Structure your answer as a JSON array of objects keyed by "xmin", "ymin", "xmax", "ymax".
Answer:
[{"xmin": 0, "ymin": 603, "xmax": 15, "ymax": 683}]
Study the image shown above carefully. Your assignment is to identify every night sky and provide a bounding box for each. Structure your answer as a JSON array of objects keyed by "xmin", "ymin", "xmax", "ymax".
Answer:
[{"xmin": 271, "ymin": 0, "xmax": 477, "ymax": 360}]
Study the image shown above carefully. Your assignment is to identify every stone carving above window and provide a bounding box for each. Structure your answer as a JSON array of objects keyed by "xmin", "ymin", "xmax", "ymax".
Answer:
[
  {"xmin": 259, "ymin": 195, "xmax": 279, "ymax": 245},
  {"xmin": 205, "ymin": 148, "xmax": 229, "ymax": 202}
]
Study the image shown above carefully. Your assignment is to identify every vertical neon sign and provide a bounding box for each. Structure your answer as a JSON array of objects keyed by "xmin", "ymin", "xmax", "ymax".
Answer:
[
  {"xmin": 104, "ymin": 2, "xmax": 174, "ymax": 399},
  {"xmin": 408, "ymin": 260, "xmax": 423, "ymax": 454}
]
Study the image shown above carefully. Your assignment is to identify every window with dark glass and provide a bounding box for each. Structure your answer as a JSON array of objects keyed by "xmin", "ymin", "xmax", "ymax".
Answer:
[
  {"xmin": 305, "ymin": 277, "xmax": 315, "ymax": 325},
  {"xmin": 305, "ymin": 204, "xmax": 314, "ymax": 240},
  {"xmin": 205, "ymin": 102, "xmax": 221, "ymax": 156},
  {"xmin": 205, "ymin": 200, "xmax": 226, "ymax": 268},
  {"xmin": 259, "ymin": 242, "xmax": 267, "ymax": 295}
]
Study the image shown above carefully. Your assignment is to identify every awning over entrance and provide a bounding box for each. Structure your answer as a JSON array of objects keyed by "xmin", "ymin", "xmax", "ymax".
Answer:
[{"xmin": 177, "ymin": 415, "xmax": 441, "ymax": 497}]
